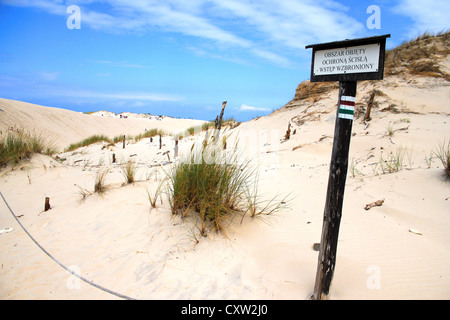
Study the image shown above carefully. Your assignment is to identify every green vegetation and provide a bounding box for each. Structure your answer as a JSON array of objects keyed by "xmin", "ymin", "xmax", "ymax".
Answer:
[
  {"xmin": 66, "ymin": 129, "xmax": 167, "ymax": 152},
  {"xmin": 385, "ymin": 30, "xmax": 450, "ymax": 80},
  {"xmin": 375, "ymin": 147, "xmax": 408, "ymax": 175},
  {"xmin": 120, "ymin": 160, "xmax": 136, "ymax": 184},
  {"xmin": 433, "ymin": 139, "xmax": 450, "ymax": 179},
  {"xmin": 94, "ymin": 168, "xmax": 109, "ymax": 193},
  {"xmin": 134, "ymin": 128, "xmax": 164, "ymax": 142},
  {"xmin": 66, "ymin": 135, "xmax": 111, "ymax": 152},
  {"xmin": 0, "ymin": 130, "xmax": 56, "ymax": 168},
  {"xmin": 167, "ymin": 132, "xmax": 287, "ymax": 235}
]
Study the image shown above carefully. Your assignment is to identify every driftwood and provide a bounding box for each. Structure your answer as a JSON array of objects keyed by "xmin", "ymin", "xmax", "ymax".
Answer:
[
  {"xmin": 364, "ymin": 199, "xmax": 384, "ymax": 210},
  {"xmin": 163, "ymin": 151, "xmax": 170, "ymax": 161}
]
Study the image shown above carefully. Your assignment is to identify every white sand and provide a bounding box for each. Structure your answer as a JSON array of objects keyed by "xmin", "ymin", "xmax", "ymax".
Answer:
[{"xmin": 0, "ymin": 73, "xmax": 449, "ymax": 300}]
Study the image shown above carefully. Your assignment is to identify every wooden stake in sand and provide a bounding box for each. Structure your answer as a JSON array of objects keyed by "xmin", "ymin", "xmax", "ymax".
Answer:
[
  {"xmin": 174, "ymin": 139, "xmax": 179, "ymax": 158},
  {"xmin": 364, "ymin": 90, "xmax": 376, "ymax": 122},
  {"xmin": 306, "ymin": 34, "xmax": 390, "ymax": 300},
  {"xmin": 285, "ymin": 122, "xmax": 291, "ymax": 140},
  {"xmin": 112, "ymin": 153, "xmax": 116, "ymax": 163},
  {"xmin": 123, "ymin": 135, "xmax": 126, "ymax": 149},
  {"xmin": 217, "ymin": 101, "xmax": 227, "ymax": 131},
  {"xmin": 159, "ymin": 134, "xmax": 162, "ymax": 150},
  {"xmin": 44, "ymin": 197, "xmax": 51, "ymax": 211}
]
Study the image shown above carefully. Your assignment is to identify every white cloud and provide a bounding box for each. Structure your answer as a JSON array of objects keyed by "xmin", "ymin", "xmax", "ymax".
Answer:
[
  {"xmin": 239, "ymin": 104, "xmax": 270, "ymax": 112},
  {"xmin": 61, "ymin": 89, "xmax": 184, "ymax": 102},
  {"xmin": 2, "ymin": 0, "xmax": 366, "ymax": 66},
  {"xmin": 393, "ymin": 0, "xmax": 450, "ymax": 35},
  {"xmin": 39, "ymin": 71, "xmax": 60, "ymax": 81}
]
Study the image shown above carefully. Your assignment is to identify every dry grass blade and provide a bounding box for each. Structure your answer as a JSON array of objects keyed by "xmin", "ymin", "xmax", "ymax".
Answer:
[
  {"xmin": 433, "ymin": 139, "xmax": 450, "ymax": 179},
  {"xmin": 94, "ymin": 168, "xmax": 109, "ymax": 193},
  {"xmin": 121, "ymin": 160, "xmax": 136, "ymax": 184}
]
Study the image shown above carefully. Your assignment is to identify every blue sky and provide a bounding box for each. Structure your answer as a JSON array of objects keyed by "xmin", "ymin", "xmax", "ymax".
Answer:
[{"xmin": 0, "ymin": 0, "xmax": 448, "ymax": 121}]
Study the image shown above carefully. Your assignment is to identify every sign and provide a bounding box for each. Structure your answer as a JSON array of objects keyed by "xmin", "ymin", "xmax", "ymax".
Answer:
[
  {"xmin": 306, "ymin": 34, "xmax": 390, "ymax": 82},
  {"xmin": 305, "ymin": 34, "xmax": 390, "ymax": 300},
  {"xmin": 313, "ymin": 43, "xmax": 380, "ymax": 76}
]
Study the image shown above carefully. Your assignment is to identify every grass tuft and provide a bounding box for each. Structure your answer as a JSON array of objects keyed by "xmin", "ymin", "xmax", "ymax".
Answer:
[
  {"xmin": 120, "ymin": 160, "xmax": 136, "ymax": 184},
  {"xmin": 0, "ymin": 130, "xmax": 56, "ymax": 168},
  {"xmin": 66, "ymin": 135, "xmax": 111, "ymax": 152},
  {"xmin": 168, "ymin": 131, "xmax": 287, "ymax": 235},
  {"xmin": 94, "ymin": 168, "xmax": 109, "ymax": 193},
  {"xmin": 433, "ymin": 139, "xmax": 450, "ymax": 179}
]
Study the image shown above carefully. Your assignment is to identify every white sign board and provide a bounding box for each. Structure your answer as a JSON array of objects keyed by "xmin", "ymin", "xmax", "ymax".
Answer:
[{"xmin": 313, "ymin": 43, "xmax": 380, "ymax": 76}]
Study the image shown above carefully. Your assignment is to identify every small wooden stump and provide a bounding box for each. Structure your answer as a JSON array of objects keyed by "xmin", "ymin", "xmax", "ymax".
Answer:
[
  {"xmin": 174, "ymin": 139, "xmax": 179, "ymax": 158},
  {"xmin": 44, "ymin": 197, "xmax": 51, "ymax": 211},
  {"xmin": 123, "ymin": 135, "xmax": 126, "ymax": 149},
  {"xmin": 284, "ymin": 123, "xmax": 291, "ymax": 140},
  {"xmin": 112, "ymin": 153, "xmax": 116, "ymax": 163}
]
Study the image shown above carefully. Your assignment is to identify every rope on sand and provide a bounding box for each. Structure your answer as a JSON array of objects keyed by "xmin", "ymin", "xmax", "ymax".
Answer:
[{"xmin": 0, "ymin": 191, "xmax": 136, "ymax": 300}]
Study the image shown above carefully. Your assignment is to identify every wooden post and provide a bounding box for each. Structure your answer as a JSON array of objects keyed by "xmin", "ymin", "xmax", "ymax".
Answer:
[
  {"xmin": 217, "ymin": 101, "xmax": 227, "ymax": 131},
  {"xmin": 364, "ymin": 90, "xmax": 375, "ymax": 122},
  {"xmin": 312, "ymin": 80, "xmax": 356, "ymax": 300},
  {"xmin": 285, "ymin": 122, "xmax": 291, "ymax": 140},
  {"xmin": 123, "ymin": 135, "xmax": 126, "ymax": 149},
  {"xmin": 159, "ymin": 134, "xmax": 162, "ymax": 150},
  {"xmin": 112, "ymin": 153, "xmax": 116, "ymax": 163},
  {"xmin": 306, "ymin": 34, "xmax": 389, "ymax": 300},
  {"xmin": 44, "ymin": 197, "xmax": 51, "ymax": 211},
  {"xmin": 174, "ymin": 139, "xmax": 179, "ymax": 158}
]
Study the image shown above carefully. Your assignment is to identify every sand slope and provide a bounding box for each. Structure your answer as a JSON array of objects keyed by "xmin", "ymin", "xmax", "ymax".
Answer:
[
  {"xmin": 0, "ymin": 98, "xmax": 205, "ymax": 151},
  {"xmin": 1, "ymin": 43, "xmax": 450, "ymax": 299}
]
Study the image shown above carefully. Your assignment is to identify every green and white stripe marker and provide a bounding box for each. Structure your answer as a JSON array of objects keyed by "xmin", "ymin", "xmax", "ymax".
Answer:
[{"xmin": 338, "ymin": 95, "xmax": 355, "ymax": 120}]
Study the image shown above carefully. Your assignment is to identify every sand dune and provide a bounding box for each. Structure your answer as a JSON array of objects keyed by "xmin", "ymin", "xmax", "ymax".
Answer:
[
  {"xmin": 0, "ymin": 98, "xmax": 205, "ymax": 151},
  {"xmin": 1, "ymin": 37, "xmax": 450, "ymax": 299}
]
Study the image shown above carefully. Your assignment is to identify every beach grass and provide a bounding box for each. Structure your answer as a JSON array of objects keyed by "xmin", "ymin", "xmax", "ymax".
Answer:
[
  {"xmin": 375, "ymin": 147, "xmax": 407, "ymax": 175},
  {"xmin": 134, "ymin": 128, "xmax": 163, "ymax": 142},
  {"xmin": 66, "ymin": 135, "xmax": 112, "ymax": 152},
  {"xmin": 120, "ymin": 160, "xmax": 136, "ymax": 184},
  {"xmin": 168, "ymin": 133, "xmax": 253, "ymax": 233},
  {"xmin": 0, "ymin": 130, "xmax": 56, "ymax": 168},
  {"xmin": 168, "ymin": 131, "xmax": 286, "ymax": 234},
  {"xmin": 433, "ymin": 139, "xmax": 450, "ymax": 179},
  {"xmin": 94, "ymin": 168, "xmax": 109, "ymax": 194}
]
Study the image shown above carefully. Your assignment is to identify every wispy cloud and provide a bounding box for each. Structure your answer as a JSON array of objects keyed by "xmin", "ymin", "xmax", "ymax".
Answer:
[
  {"xmin": 55, "ymin": 89, "xmax": 184, "ymax": 102},
  {"xmin": 393, "ymin": 0, "xmax": 450, "ymax": 36},
  {"xmin": 39, "ymin": 71, "xmax": 60, "ymax": 81},
  {"xmin": 88, "ymin": 60, "xmax": 148, "ymax": 69},
  {"xmin": 1, "ymin": 0, "xmax": 365, "ymax": 66},
  {"xmin": 0, "ymin": 73, "xmax": 183, "ymax": 103},
  {"xmin": 238, "ymin": 104, "xmax": 271, "ymax": 112}
]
